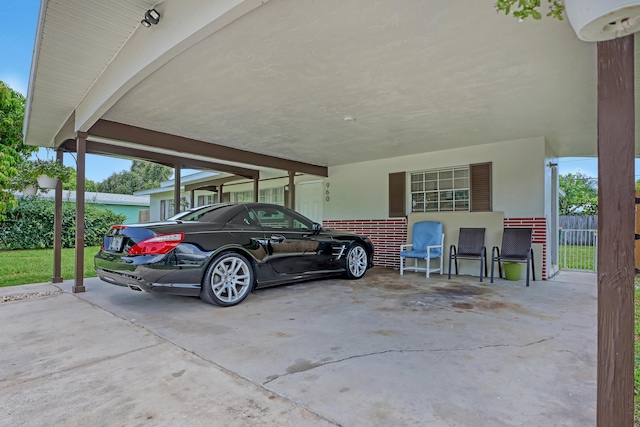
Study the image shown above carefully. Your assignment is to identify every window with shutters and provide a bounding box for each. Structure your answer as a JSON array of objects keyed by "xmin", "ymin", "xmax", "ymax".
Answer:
[{"xmin": 408, "ymin": 163, "xmax": 491, "ymax": 213}]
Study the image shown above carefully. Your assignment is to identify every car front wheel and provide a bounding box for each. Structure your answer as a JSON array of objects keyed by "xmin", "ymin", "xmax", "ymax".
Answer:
[
  {"xmin": 345, "ymin": 243, "xmax": 368, "ymax": 279},
  {"xmin": 200, "ymin": 252, "xmax": 255, "ymax": 306}
]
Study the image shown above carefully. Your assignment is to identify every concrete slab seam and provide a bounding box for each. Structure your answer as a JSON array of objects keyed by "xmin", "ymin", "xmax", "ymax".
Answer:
[{"xmin": 0, "ymin": 343, "xmax": 162, "ymax": 391}]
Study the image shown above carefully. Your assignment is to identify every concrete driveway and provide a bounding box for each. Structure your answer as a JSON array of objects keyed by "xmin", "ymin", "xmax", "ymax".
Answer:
[{"xmin": 0, "ymin": 268, "xmax": 596, "ymax": 426}]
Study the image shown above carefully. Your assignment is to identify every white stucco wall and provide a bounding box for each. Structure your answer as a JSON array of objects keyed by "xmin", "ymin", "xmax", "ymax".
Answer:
[
  {"xmin": 324, "ymin": 137, "xmax": 548, "ymax": 220},
  {"xmin": 147, "ymin": 137, "xmax": 549, "ymax": 223}
]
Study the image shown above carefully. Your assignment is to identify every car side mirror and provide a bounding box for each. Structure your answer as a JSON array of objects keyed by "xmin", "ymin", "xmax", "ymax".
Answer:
[{"xmin": 312, "ymin": 222, "xmax": 322, "ymax": 232}]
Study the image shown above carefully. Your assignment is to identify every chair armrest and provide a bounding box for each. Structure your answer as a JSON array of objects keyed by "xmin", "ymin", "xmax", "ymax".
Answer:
[
  {"xmin": 492, "ymin": 246, "xmax": 500, "ymax": 258},
  {"xmin": 426, "ymin": 243, "xmax": 443, "ymax": 253},
  {"xmin": 400, "ymin": 244, "xmax": 413, "ymax": 251}
]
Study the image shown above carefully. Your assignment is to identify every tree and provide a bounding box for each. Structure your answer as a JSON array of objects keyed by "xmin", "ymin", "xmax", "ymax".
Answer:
[
  {"xmin": 559, "ymin": 172, "xmax": 598, "ymax": 215},
  {"xmin": 0, "ymin": 81, "xmax": 38, "ymax": 219},
  {"xmin": 96, "ymin": 160, "xmax": 172, "ymax": 194},
  {"xmin": 63, "ymin": 167, "xmax": 99, "ymax": 192}
]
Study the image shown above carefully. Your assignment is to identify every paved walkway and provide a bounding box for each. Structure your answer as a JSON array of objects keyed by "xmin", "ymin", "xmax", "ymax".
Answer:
[{"xmin": 0, "ymin": 268, "xmax": 597, "ymax": 426}]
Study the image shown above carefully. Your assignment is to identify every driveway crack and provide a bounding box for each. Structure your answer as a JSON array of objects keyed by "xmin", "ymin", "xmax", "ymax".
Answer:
[{"xmin": 263, "ymin": 336, "xmax": 556, "ymax": 385}]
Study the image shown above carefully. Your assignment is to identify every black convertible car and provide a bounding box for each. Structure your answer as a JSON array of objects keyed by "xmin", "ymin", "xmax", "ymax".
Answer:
[{"xmin": 95, "ymin": 203, "xmax": 374, "ymax": 306}]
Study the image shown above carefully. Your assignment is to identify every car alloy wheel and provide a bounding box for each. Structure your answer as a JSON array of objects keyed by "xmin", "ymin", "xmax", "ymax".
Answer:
[
  {"xmin": 346, "ymin": 244, "xmax": 368, "ymax": 279},
  {"xmin": 201, "ymin": 252, "xmax": 254, "ymax": 306}
]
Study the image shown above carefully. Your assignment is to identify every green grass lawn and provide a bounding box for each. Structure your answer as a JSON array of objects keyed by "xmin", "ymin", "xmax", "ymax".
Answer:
[
  {"xmin": 559, "ymin": 245, "xmax": 596, "ymax": 271},
  {"xmin": 0, "ymin": 246, "xmax": 100, "ymax": 287}
]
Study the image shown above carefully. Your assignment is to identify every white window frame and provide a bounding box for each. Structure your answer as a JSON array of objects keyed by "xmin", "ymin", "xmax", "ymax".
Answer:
[
  {"xmin": 229, "ymin": 187, "xmax": 285, "ymax": 206},
  {"xmin": 160, "ymin": 198, "xmax": 175, "ymax": 219},
  {"xmin": 410, "ymin": 166, "xmax": 470, "ymax": 213},
  {"xmin": 197, "ymin": 194, "xmax": 215, "ymax": 206}
]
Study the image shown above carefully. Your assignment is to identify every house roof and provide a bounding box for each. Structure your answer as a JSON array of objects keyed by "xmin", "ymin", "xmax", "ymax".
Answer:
[
  {"xmin": 23, "ymin": 0, "xmax": 640, "ymax": 173},
  {"xmin": 24, "ymin": 190, "xmax": 150, "ymax": 206}
]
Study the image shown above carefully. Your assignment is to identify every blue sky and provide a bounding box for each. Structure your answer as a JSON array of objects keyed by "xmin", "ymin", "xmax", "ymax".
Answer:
[
  {"xmin": 0, "ymin": 2, "xmax": 633, "ymax": 184},
  {"xmin": 1, "ymin": 0, "xmax": 134, "ymax": 182}
]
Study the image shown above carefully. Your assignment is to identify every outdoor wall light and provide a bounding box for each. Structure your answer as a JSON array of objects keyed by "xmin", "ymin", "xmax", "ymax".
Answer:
[{"xmin": 141, "ymin": 9, "xmax": 160, "ymax": 27}]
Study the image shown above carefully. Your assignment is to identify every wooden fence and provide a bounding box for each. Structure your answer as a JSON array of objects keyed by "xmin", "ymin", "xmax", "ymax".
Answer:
[
  {"xmin": 559, "ymin": 215, "xmax": 597, "ymax": 230},
  {"xmin": 559, "ymin": 216, "xmax": 597, "ymax": 246}
]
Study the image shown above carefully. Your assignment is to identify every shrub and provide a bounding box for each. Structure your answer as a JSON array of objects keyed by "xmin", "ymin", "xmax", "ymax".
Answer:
[{"xmin": 0, "ymin": 197, "xmax": 125, "ymax": 250}]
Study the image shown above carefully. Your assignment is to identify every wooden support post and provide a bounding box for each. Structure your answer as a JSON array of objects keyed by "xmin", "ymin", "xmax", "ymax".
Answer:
[
  {"xmin": 52, "ymin": 149, "xmax": 63, "ymax": 283},
  {"xmin": 190, "ymin": 189, "xmax": 195, "ymax": 208},
  {"xmin": 174, "ymin": 164, "xmax": 181, "ymax": 215},
  {"xmin": 288, "ymin": 171, "xmax": 295, "ymax": 209},
  {"xmin": 596, "ymin": 35, "xmax": 634, "ymax": 427},
  {"xmin": 218, "ymin": 184, "xmax": 224, "ymax": 203},
  {"xmin": 254, "ymin": 178, "xmax": 259, "ymax": 202},
  {"xmin": 73, "ymin": 132, "xmax": 87, "ymax": 293}
]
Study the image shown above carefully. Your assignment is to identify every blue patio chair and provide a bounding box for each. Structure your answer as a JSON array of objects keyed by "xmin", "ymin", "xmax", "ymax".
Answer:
[{"xmin": 400, "ymin": 221, "xmax": 444, "ymax": 278}]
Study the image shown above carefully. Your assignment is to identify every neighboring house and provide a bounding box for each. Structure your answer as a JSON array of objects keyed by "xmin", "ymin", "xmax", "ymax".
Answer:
[
  {"xmin": 19, "ymin": 190, "xmax": 150, "ymax": 224},
  {"xmin": 137, "ymin": 170, "xmax": 298, "ymax": 221}
]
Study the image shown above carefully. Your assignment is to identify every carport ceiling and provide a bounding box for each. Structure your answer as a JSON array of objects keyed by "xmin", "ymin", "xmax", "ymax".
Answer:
[{"xmin": 27, "ymin": 0, "xmax": 638, "ymax": 170}]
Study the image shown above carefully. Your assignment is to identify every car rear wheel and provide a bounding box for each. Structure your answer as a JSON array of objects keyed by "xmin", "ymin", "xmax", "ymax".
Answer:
[
  {"xmin": 345, "ymin": 243, "xmax": 368, "ymax": 279},
  {"xmin": 200, "ymin": 252, "xmax": 255, "ymax": 306}
]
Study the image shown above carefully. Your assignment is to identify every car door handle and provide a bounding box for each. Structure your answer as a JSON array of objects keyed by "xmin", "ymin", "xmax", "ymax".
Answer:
[{"xmin": 270, "ymin": 235, "xmax": 286, "ymax": 243}]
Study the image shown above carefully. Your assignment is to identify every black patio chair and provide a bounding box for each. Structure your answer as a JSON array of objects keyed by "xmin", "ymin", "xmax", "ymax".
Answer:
[
  {"xmin": 448, "ymin": 228, "xmax": 487, "ymax": 282},
  {"xmin": 490, "ymin": 228, "xmax": 535, "ymax": 286}
]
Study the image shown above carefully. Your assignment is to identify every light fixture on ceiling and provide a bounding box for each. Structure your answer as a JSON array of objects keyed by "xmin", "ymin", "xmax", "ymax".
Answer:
[
  {"xmin": 141, "ymin": 8, "xmax": 161, "ymax": 27},
  {"xmin": 343, "ymin": 116, "xmax": 356, "ymax": 122}
]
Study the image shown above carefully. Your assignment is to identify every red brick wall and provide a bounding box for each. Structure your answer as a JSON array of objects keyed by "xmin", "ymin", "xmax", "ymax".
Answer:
[
  {"xmin": 323, "ymin": 219, "xmax": 407, "ymax": 268},
  {"xmin": 503, "ymin": 217, "xmax": 547, "ymax": 280}
]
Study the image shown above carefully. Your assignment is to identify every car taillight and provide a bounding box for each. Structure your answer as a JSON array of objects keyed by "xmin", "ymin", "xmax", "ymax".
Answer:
[{"xmin": 128, "ymin": 233, "xmax": 184, "ymax": 255}]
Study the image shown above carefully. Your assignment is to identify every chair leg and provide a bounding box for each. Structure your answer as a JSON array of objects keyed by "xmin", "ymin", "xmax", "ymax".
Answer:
[
  {"xmin": 448, "ymin": 253, "xmax": 452, "ymax": 279},
  {"xmin": 483, "ymin": 248, "xmax": 488, "ymax": 278},
  {"xmin": 478, "ymin": 255, "xmax": 484, "ymax": 282},
  {"xmin": 490, "ymin": 256, "xmax": 495, "ymax": 283},
  {"xmin": 490, "ymin": 247, "xmax": 499, "ymax": 283},
  {"xmin": 526, "ymin": 256, "xmax": 530, "ymax": 287},
  {"xmin": 425, "ymin": 258, "xmax": 429, "ymax": 278},
  {"xmin": 530, "ymin": 248, "xmax": 536, "ymax": 281},
  {"xmin": 400, "ymin": 256, "xmax": 404, "ymax": 275}
]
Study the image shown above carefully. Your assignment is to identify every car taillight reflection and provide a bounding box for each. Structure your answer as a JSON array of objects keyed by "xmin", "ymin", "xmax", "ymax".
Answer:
[{"xmin": 128, "ymin": 233, "xmax": 184, "ymax": 255}]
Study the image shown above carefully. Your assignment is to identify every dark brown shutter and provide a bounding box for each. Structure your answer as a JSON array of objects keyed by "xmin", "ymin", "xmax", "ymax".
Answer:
[
  {"xmin": 389, "ymin": 172, "xmax": 406, "ymax": 217},
  {"xmin": 160, "ymin": 200, "xmax": 166, "ymax": 220},
  {"xmin": 470, "ymin": 162, "xmax": 492, "ymax": 212}
]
